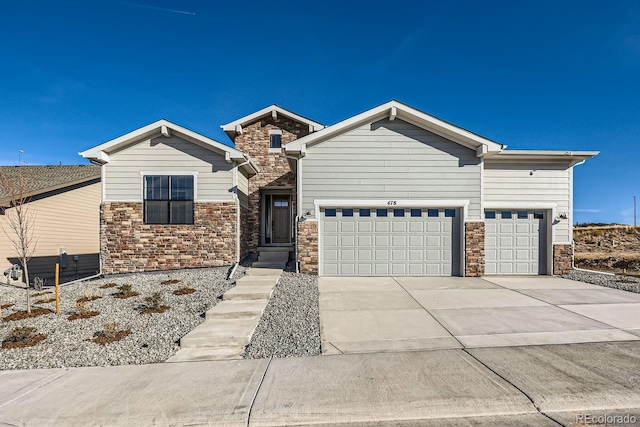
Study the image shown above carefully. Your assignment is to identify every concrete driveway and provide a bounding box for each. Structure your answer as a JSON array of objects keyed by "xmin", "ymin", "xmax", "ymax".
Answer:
[{"xmin": 319, "ymin": 276, "xmax": 640, "ymax": 354}]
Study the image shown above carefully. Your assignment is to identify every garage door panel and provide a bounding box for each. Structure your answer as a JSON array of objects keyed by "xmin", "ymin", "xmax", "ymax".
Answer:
[
  {"xmin": 485, "ymin": 210, "xmax": 547, "ymax": 276},
  {"xmin": 320, "ymin": 207, "xmax": 459, "ymax": 276}
]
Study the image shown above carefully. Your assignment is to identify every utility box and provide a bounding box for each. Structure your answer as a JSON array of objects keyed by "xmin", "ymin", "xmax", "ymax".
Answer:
[
  {"xmin": 59, "ymin": 248, "xmax": 68, "ymax": 269},
  {"xmin": 3, "ymin": 264, "xmax": 22, "ymax": 282}
]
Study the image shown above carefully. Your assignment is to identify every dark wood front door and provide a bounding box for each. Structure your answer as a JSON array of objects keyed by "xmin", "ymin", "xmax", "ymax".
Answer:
[{"xmin": 272, "ymin": 195, "xmax": 291, "ymax": 243}]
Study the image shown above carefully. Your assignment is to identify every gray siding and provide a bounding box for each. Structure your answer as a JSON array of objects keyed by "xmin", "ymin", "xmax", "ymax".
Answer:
[
  {"xmin": 237, "ymin": 170, "xmax": 249, "ymax": 209},
  {"xmin": 484, "ymin": 161, "xmax": 571, "ymax": 243},
  {"xmin": 104, "ymin": 136, "xmax": 234, "ymax": 201},
  {"xmin": 301, "ymin": 119, "xmax": 482, "ymax": 219}
]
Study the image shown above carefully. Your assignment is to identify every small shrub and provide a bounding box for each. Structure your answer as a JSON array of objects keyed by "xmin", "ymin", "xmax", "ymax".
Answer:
[
  {"xmin": 2, "ymin": 326, "xmax": 46, "ymax": 349},
  {"xmin": 114, "ymin": 284, "xmax": 139, "ymax": 299},
  {"xmin": 76, "ymin": 300, "xmax": 90, "ymax": 316},
  {"xmin": 90, "ymin": 322, "xmax": 131, "ymax": 345},
  {"xmin": 174, "ymin": 284, "xmax": 196, "ymax": 295},
  {"xmin": 68, "ymin": 301, "xmax": 99, "ymax": 321},
  {"xmin": 118, "ymin": 284, "xmax": 132, "ymax": 294},
  {"xmin": 144, "ymin": 292, "xmax": 163, "ymax": 309}
]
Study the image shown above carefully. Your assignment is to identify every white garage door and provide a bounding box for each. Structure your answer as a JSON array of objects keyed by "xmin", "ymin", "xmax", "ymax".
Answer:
[
  {"xmin": 321, "ymin": 207, "xmax": 460, "ymax": 276},
  {"xmin": 485, "ymin": 210, "xmax": 548, "ymax": 275}
]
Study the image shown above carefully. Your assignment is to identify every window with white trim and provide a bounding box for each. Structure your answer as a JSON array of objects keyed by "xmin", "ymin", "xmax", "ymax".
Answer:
[
  {"xmin": 144, "ymin": 175, "xmax": 194, "ymax": 224},
  {"xmin": 269, "ymin": 129, "xmax": 282, "ymax": 149}
]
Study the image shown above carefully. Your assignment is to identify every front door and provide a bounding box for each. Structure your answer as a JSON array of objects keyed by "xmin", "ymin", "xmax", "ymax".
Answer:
[{"xmin": 271, "ymin": 195, "xmax": 291, "ymax": 243}]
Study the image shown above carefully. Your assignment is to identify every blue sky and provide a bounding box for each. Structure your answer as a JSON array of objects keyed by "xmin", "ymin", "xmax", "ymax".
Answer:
[{"xmin": 2, "ymin": 1, "xmax": 639, "ymax": 224}]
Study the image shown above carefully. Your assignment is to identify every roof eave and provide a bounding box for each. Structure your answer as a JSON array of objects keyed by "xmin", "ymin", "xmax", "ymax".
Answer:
[{"xmin": 220, "ymin": 105, "xmax": 325, "ymax": 140}]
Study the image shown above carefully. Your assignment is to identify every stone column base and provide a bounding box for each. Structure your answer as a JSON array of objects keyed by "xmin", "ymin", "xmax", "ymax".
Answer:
[
  {"xmin": 553, "ymin": 244, "xmax": 573, "ymax": 275},
  {"xmin": 465, "ymin": 221, "xmax": 485, "ymax": 277},
  {"xmin": 297, "ymin": 220, "xmax": 318, "ymax": 275}
]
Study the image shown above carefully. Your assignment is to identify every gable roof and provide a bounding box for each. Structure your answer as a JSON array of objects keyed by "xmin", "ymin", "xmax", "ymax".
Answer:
[
  {"xmin": 220, "ymin": 104, "xmax": 325, "ymax": 140},
  {"xmin": 0, "ymin": 165, "xmax": 100, "ymax": 206},
  {"xmin": 79, "ymin": 119, "xmax": 259, "ymax": 175},
  {"xmin": 284, "ymin": 100, "xmax": 505, "ymax": 156}
]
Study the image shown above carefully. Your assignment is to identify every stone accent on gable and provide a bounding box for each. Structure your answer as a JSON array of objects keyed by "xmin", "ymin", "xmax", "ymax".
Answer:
[
  {"xmin": 234, "ymin": 116, "xmax": 311, "ymax": 250},
  {"xmin": 100, "ymin": 202, "xmax": 236, "ymax": 274},
  {"xmin": 297, "ymin": 220, "xmax": 318, "ymax": 275},
  {"xmin": 553, "ymin": 244, "xmax": 573, "ymax": 275},
  {"xmin": 465, "ymin": 221, "xmax": 485, "ymax": 277}
]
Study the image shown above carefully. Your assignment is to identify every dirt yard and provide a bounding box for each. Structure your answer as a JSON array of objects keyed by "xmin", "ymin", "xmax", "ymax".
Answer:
[{"xmin": 574, "ymin": 224, "xmax": 640, "ymax": 275}]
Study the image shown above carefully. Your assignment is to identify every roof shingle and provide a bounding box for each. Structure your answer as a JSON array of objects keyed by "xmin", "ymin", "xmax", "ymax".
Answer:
[{"xmin": 0, "ymin": 165, "xmax": 100, "ymax": 201}]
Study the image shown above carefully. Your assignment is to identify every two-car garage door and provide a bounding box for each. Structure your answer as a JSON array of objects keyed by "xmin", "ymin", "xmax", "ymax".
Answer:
[{"xmin": 321, "ymin": 207, "xmax": 460, "ymax": 276}]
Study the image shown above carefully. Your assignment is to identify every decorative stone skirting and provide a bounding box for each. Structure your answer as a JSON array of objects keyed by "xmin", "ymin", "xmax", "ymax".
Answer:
[
  {"xmin": 297, "ymin": 220, "xmax": 318, "ymax": 275},
  {"xmin": 100, "ymin": 202, "xmax": 237, "ymax": 274},
  {"xmin": 553, "ymin": 244, "xmax": 573, "ymax": 275},
  {"xmin": 465, "ymin": 221, "xmax": 485, "ymax": 277}
]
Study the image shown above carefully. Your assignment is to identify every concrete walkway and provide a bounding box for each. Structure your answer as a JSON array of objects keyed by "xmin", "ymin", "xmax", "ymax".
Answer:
[
  {"xmin": 319, "ymin": 276, "xmax": 640, "ymax": 354},
  {"xmin": 3, "ymin": 342, "xmax": 640, "ymax": 426},
  {"xmin": 167, "ymin": 251, "xmax": 287, "ymax": 362}
]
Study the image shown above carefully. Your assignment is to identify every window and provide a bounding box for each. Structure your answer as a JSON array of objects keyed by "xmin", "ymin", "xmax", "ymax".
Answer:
[
  {"xmin": 501, "ymin": 211, "xmax": 512, "ymax": 219},
  {"xmin": 445, "ymin": 209, "xmax": 456, "ymax": 218},
  {"xmin": 269, "ymin": 130, "xmax": 282, "ymax": 149},
  {"xmin": 410, "ymin": 209, "xmax": 422, "ymax": 217},
  {"xmin": 144, "ymin": 175, "xmax": 194, "ymax": 224},
  {"xmin": 427, "ymin": 209, "xmax": 439, "ymax": 217},
  {"xmin": 376, "ymin": 209, "xmax": 388, "ymax": 217},
  {"xmin": 359, "ymin": 209, "xmax": 371, "ymax": 217},
  {"xmin": 485, "ymin": 211, "xmax": 496, "ymax": 219},
  {"xmin": 517, "ymin": 211, "xmax": 528, "ymax": 219},
  {"xmin": 393, "ymin": 209, "xmax": 405, "ymax": 217},
  {"xmin": 342, "ymin": 209, "xmax": 354, "ymax": 217},
  {"xmin": 325, "ymin": 209, "xmax": 336, "ymax": 217},
  {"xmin": 534, "ymin": 211, "xmax": 545, "ymax": 219}
]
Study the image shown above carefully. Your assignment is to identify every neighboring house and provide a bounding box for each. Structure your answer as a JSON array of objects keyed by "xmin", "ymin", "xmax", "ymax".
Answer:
[
  {"xmin": 81, "ymin": 101, "xmax": 597, "ymax": 277},
  {"xmin": 0, "ymin": 165, "xmax": 101, "ymax": 280}
]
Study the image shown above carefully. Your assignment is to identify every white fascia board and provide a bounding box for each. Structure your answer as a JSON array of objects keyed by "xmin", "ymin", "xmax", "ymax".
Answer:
[
  {"xmin": 286, "ymin": 100, "xmax": 504, "ymax": 153},
  {"xmin": 490, "ymin": 150, "xmax": 599, "ymax": 165},
  {"xmin": 80, "ymin": 119, "xmax": 247, "ymax": 163},
  {"xmin": 220, "ymin": 104, "xmax": 324, "ymax": 136},
  {"xmin": 484, "ymin": 201, "xmax": 557, "ymax": 210}
]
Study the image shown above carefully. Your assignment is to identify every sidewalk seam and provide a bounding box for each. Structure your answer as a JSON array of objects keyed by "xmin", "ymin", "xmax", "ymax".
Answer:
[
  {"xmin": 246, "ymin": 356, "xmax": 273, "ymax": 427},
  {"xmin": 0, "ymin": 368, "xmax": 73, "ymax": 409},
  {"xmin": 462, "ymin": 349, "xmax": 564, "ymax": 427}
]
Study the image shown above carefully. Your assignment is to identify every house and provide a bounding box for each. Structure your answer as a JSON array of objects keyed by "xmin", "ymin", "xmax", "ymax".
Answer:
[
  {"xmin": 80, "ymin": 101, "xmax": 597, "ymax": 277},
  {"xmin": 0, "ymin": 165, "xmax": 101, "ymax": 280}
]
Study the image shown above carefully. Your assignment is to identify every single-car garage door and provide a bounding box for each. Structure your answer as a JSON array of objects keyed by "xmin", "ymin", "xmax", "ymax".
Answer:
[
  {"xmin": 321, "ymin": 207, "xmax": 460, "ymax": 276},
  {"xmin": 485, "ymin": 210, "xmax": 548, "ymax": 275}
]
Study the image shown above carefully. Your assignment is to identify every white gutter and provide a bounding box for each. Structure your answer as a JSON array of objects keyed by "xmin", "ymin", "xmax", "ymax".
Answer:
[{"xmin": 232, "ymin": 154, "xmax": 252, "ymax": 275}]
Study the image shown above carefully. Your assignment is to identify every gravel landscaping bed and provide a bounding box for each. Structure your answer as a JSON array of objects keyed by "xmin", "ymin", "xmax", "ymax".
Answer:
[
  {"xmin": 563, "ymin": 269, "xmax": 640, "ymax": 293},
  {"xmin": 0, "ymin": 266, "xmax": 244, "ymax": 370},
  {"xmin": 243, "ymin": 271, "xmax": 320, "ymax": 359}
]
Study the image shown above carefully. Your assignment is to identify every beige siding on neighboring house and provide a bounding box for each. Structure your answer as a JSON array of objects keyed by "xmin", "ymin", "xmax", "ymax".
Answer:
[
  {"xmin": 484, "ymin": 161, "xmax": 572, "ymax": 243},
  {"xmin": 104, "ymin": 135, "xmax": 235, "ymax": 202},
  {"xmin": 0, "ymin": 181, "xmax": 100, "ymax": 278},
  {"xmin": 301, "ymin": 119, "xmax": 482, "ymax": 219}
]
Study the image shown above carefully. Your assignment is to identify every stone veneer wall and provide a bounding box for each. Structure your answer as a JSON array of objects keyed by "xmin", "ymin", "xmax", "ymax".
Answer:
[
  {"xmin": 465, "ymin": 221, "xmax": 485, "ymax": 277},
  {"xmin": 101, "ymin": 202, "xmax": 237, "ymax": 274},
  {"xmin": 297, "ymin": 220, "xmax": 318, "ymax": 274},
  {"xmin": 553, "ymin": 244, "xmax": 573, "ymax": 275},
  {"xmin": 233, "ymin": 116, "xmax": 311, "ymax": 250},
  {"xmin": 239, "ymin": 204, "xmax": 249, "ymax": 261}
]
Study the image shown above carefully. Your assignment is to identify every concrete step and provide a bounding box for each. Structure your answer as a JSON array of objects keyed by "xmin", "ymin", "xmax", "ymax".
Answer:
[
  {"xmin": 166, "ymin": 347, "xmax": 245, "ymax": 362},
  {"xmin": 224, "ymin": 285, "xmax": 274, "ymax": 300},
  {"xmin": 180, "ymin": 317, "xmax": 260, "ymax": 348},
  {"xmin": 258, "ymin": 252, "xmax": 290, "ymax": 263},
  {"xmin": 246, "ymin": 268, "xmax": 283, "ymax": 277},
  {"xmin": 205, "ymin": 299, "xmax": 269, "ymax": 320},
  {"xmin": 252, "ymin": 261, "xmax": 286, "ymax": 269},
  {"xmin": 256, "ymin": 246, "xmax": 293, "ymax": 253},
  {"xmin": 236, "ymin": 276, "xmax": 279, "ymax": 287}
]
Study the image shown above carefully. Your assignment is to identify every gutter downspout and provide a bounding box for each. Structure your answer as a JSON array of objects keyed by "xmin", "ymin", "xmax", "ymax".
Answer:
[
  {"xmin": 285, "ymin": 151, "xmax": 303, "ymax": 274},
  {"xmin": 229, "ymin": 154, "xmax": 252, "ymax": 280}
]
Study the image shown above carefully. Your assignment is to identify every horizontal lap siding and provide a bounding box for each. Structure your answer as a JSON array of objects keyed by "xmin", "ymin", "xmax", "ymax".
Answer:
[
  {"xmin": 484, "ymin": 162, "xmax": 571, "ymax": 243},
  {"xmin": 237, "ymin": 171, "xmax": 249, "ymax": 209},
  {"xmin": 0, "ymin": 182, "xmax": 100, "ymax": 276},
  {"xmin": 302, "ymin": 119, "xmax": 481, "ymax": 219},
  {"xmin": 104, "ymin": 136, "xmax": 234, "ymax": 202}
]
